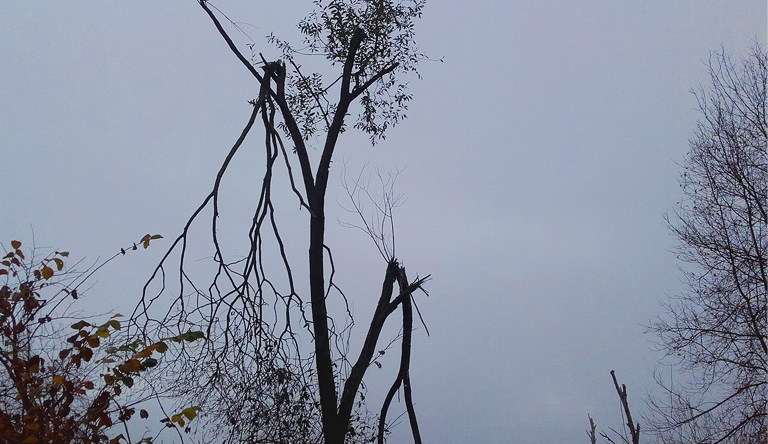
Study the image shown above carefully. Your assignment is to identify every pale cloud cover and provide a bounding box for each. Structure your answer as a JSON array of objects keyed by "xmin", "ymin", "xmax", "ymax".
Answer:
[{"xmin": 1, "ymin": 1, "xmax": 765, "ymax": 443}]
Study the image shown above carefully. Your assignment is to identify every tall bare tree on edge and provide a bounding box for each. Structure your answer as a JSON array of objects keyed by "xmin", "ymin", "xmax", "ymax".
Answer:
[{"xmin": 650, "ymin": 44, "xmax": 767, "ymax": 444}]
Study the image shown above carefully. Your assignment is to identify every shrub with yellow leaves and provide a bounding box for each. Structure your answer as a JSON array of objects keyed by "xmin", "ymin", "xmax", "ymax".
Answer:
[{"xmin": 0, "ymin": 238, "xmax": 203, "ymax": 444}]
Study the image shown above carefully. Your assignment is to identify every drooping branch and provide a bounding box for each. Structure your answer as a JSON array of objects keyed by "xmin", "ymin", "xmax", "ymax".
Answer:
[
  {"xmin": 133, "ymin": 78, "xmax": 324, "ymax": 443},
  {"xmin": 134, "ymin": 99, "xmax": 261, "ymax": 327}
]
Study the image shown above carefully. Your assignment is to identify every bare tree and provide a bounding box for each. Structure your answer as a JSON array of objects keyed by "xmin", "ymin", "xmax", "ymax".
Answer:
[
  {"xmin": 587, "ymin": 371, "xmax": 640, "ymax": 444},
  {"xmin": 588, "ymin": 415, "xmax": 598, "ymax": 444},
  {"xmin": 649, "ymin": 44, "xmax": 767, "ymax": 444},
  {"xmin": 132, "ymin": 1, "xmax": 430, "ymax": 443}
]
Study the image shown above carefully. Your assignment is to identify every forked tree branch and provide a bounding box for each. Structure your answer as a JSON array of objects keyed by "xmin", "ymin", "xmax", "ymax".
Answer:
[
  {"xmin": 587, "ymin": 415, "xmax": 598, "ymax": 444},
  {"xmin": 610, "ymin": 370, "xmax": 640, "ymax": 444}
]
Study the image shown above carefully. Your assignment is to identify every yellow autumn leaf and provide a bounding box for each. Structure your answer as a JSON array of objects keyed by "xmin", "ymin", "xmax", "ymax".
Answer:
[{"xmin": 181, "ymin": 406, "xmax": 200, "ymax": 421}]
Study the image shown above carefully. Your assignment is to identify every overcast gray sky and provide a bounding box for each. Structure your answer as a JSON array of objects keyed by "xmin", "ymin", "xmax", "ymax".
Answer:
[{"xmin": 1, "ymin": 1, "xmax": 766, "ymax": 443}]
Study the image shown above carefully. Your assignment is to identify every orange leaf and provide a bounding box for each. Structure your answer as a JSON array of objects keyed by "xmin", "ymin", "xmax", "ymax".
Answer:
[
  {"xmin": 171, "ymin": 414, "xmax": 185, "ymax": 427},
  {"xmin": 134, "ymin": 346, "xmax": 154, "ymax": 359},
  {"xmin": 52, "ymin": 375, "xmax": 65, "ymax": 384},
  {"xmin": 11, "ymin": 240, "xmax": 21, "ymax": 250},
  {"xmin": 120, "ymin": 359, "xmax": 141, "ymax": 373},
  {"xmin": 41, "ymin": 266, "xmax": 54, "ymax": 280}
]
